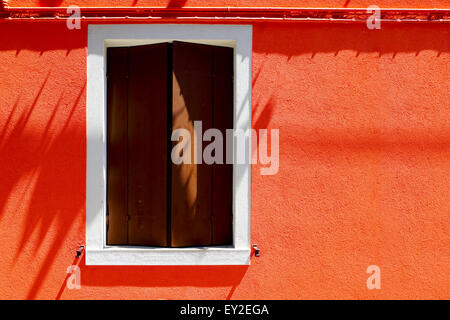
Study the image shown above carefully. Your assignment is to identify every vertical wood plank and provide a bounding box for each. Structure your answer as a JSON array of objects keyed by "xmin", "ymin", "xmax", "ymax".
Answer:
[
  {"xmin": 127, "ymin": 43, "xmax": 168, "ymax": 246},
  {"xmin": 212, "ymin": 46, "xmax": 234, "ymax": 245},
  {"xmin": 171, "ymin": 41, "xmax": 213, "ymax": 247},
  {"xmin": 106, "ymin": 47, "xmax": 128, "ymax": 245}
]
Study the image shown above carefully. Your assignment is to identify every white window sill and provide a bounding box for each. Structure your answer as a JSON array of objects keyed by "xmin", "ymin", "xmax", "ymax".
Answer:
[{"xmin": 86, "ymin": 247, "xmax": 251, "ymax": 265}]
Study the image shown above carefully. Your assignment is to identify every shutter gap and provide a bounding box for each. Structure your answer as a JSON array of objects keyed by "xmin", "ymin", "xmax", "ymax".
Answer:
[
  {"xmin": 210, "ymin": 48, "xmax": 215, "ymax": 245},
  {"xmin": 126, "ymin": 46, "xmax": 130, "ymax": 245},
  {"xmin": 167, "ymin": 42, "xmax": 173, "ymax": 248}
]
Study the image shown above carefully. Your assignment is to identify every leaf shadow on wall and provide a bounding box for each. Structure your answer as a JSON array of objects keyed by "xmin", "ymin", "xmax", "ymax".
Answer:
[
  {"xmin": 252, "ymin": 22, "xmax": 449, "ymax": 59},
  {"xmin": 0, "ymin": 22, "xmax": 249, "ymax": 300},
  {"xmin": 5, "ymin": 20, "xmax": 449, "ymax": 300},
  {"xmin": 0, "ymin": 22, "xmax": 89, "ymax": 300},
  {"xmin": 0, "ymin": 81, "xmax": 87, "ymax": 300}
]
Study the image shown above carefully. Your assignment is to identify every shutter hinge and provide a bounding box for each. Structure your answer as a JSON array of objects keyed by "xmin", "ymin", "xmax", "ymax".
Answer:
[
  {"xmin": 252, "ymin": 244, "xmax": 260, "ymax": 257},
  {"xmin": 75, "ymin": 245, "xmax": 85, "ymax": 259}
]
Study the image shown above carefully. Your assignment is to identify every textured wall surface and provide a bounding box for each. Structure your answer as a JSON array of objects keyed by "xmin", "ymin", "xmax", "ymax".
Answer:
[{"xmin": 0, "ymin": 20, "xmax": 448, "ymax": 299}]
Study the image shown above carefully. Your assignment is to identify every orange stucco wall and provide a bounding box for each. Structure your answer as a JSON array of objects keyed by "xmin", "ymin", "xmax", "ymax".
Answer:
[{"xmin": 0, "ymin": 6, "xmax": 449, "ymax": 299}]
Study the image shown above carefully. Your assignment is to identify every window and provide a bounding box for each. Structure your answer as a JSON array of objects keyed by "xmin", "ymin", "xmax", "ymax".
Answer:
[
  {"xmin": 106, "ymin": 41, "xmax": 233, "ymax": 247},
  {"xmin": 86, "ymin": 24, "xmax": 252, "ymax": 265}
]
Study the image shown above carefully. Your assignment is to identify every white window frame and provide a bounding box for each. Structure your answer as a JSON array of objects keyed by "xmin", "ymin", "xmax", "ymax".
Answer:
[{"xmin": 86, "ymin": 24, "xmax": 252, "ymax": 265}]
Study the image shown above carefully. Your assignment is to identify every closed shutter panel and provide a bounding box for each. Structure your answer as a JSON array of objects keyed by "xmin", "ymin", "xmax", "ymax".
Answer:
[
  {"xmin": 171, "ymin": 41, "xmax": 214, "ymax": 247},
  {"xmin": 106, "ymin": 47, "xmax": 128, "ymax": 245},
  {"xmin": 107, "ymin": 44, "xmax": 169, "ymax": 246},
  {"xmin": 127, "ymin": 43, "xmax": 169, "ymax": 246},
  {"xmin": 171, "ymin": 41, "xmax": 233, "ymax": 247}
]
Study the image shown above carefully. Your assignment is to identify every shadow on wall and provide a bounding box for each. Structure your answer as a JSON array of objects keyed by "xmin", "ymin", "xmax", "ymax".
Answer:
[
  {"xmin": 37, "ymin": 0, "xmax": 189, "ymax": 7},
  {"xmin": 33, "ymin": 0, "xmax": 372, "ymax": 8},
  {"xmin": 0, "ymin": 21, "xmax": 249, "ymax": 300},
  {"xmin": 54, "ymin": 254, "xmax": 248, "ymax": 300},
  {"xmin": 250, "ymin": 21, "xmax": 449, "ymax": 147},
  {"xmin": 2, "ymin": 83, "xmax": 86, "ymax": 300},
  {"xmin": 167, "ymin": 0, "xmax": 188, "ymax": 7},
  {"xmin": 252, "ymin": 22, "xmax": 449, "ymax": 59},
  {"xmin": 0, "ymin": 22, "xmax": 88, "ymax": 300},
  {"xmin": 1, "ymin": 20, "xmax": 449, "ymax": 299},
  {"xmin": 38, "ymin": 0, "xmax": 64, "ymax": 6},
  {"xmin": 81, "ymin": 262, "xmax": 248, "ymax": 298}
]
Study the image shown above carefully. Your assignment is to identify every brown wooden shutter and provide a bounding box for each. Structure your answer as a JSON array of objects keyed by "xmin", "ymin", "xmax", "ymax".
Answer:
[
  {"xmin": 106, "ymin": 47, "xmax": 128, "ymax": 245},
  {"xmin": 171, "ymin": 41, "xmax": 233, "ymax": 247},
  {"xmin": 171, "ymin": 41, "xmax": 213, "ymax": 247},
  {"xmin": 127, "ymin": 44, "xmax": 169, "ymax": 246},
  {"xmin": 107, "ymin": 44, "xmax": 169, "ymax": 246}
]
